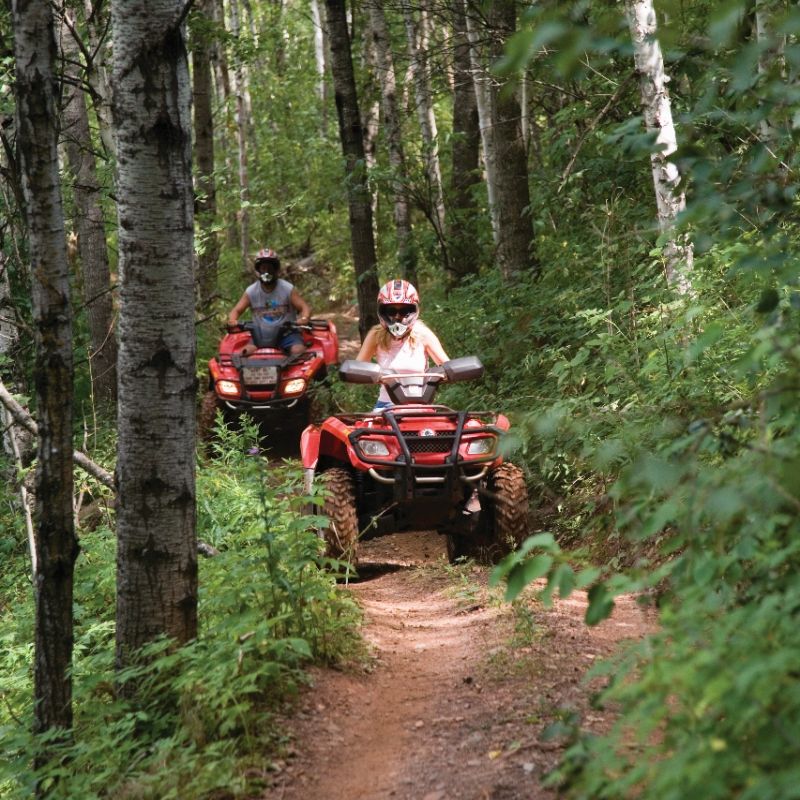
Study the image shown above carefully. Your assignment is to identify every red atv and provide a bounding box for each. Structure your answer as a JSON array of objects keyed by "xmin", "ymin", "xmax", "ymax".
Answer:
[
  {"xmin": 301, "ymin": 357, "xmax": 529, "ymax": 566},
  {"xmin": 200, "ymin": 318, "xmax": 339, "ymax": 441}
]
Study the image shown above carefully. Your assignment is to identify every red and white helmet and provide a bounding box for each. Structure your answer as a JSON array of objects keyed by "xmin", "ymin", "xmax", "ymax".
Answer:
[
  {"xmin": 254, "ymin": 248, "xmax": 280, "ymax": 284},
  {"xmin": 377, "ymin": 279, "xmax": 419, "ymax": 338}
]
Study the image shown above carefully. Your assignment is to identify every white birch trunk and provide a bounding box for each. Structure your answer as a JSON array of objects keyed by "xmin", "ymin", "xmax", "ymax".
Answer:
[
  {"xmin": 625, "ymin": 0, "xmax": 692, "ymax": 293},
  {"xmin": 81, "ymin": 1, "xmax": 116, "ymax": 158},
  {"xmin": 465, "ymin": 0, "xmax": 499, "ymax": 242},
  {"xmin": 402, "ymin": 0, "xmax": 446, "ymax": 235},
  {"xmin": 228, "ymin": 0, "xmax": 251, "ymax": 272},
  {"xmin": 755, "ymin": 0, "xmax": 785, "ymax": 145},
  {"xmin": 311, "ymin": 0, "xmax": 329, "ymax": 134},
  {"xmin": 112, "ymin": 0, "xmax": 197, "ymax": 664}
]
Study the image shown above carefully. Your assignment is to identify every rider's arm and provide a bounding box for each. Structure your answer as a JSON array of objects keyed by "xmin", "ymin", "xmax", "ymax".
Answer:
[
  {"xmin": 290, "ymin": 289, "xmax": 311, "ymax": 324},
  {"xmin": 424, "ymin": 329, "xmax": 449, "ymax": 365},
  {"xmin": 228, "ymin": 292, "xmax": 251, "ymax": 326},
  {"xmin": 356, "ymin": 328, "xmax": 379, "ymax": 362}
]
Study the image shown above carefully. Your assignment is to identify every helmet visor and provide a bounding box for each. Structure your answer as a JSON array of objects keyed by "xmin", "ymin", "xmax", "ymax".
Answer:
[{"xmin": 381, "ymin": 304, "xmax": 416, "ymax": 320}]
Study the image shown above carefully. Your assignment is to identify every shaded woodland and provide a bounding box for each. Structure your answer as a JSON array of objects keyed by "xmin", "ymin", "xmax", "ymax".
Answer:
[{"xmin": 2, "ymin": 0, "xmax": 800, "ymax": 797}]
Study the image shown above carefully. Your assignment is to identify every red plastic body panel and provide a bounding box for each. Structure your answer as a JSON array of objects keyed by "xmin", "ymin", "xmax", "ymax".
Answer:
[
  {"xmin": 309, "ymin": 405, "xmax": 507, "ymax": 474},
  {"xmin": 207, "ymin": 320, "xmax": 338, "ymax": 404}
]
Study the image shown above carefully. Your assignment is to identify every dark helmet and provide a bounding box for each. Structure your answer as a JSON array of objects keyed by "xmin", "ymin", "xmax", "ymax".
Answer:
[{"xmin": 254, "ymin": 247, "xmax": 280, "ymax": 285}]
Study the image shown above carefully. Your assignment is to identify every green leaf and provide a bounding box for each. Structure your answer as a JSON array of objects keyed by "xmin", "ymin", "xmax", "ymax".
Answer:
[{"xmin": 585, "ymin": 584, "xmax": 615, "ymax": 626}]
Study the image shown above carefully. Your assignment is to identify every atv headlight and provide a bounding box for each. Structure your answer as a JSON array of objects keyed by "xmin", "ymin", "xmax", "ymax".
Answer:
[
  {"xmin": 217, "ymin": 380, "xmax": 240, "ymax": 397},
  {"xmin": 466, "ymin": 437, "xmax": 495, "ymax": 455},
  {"xmin": 359, "ymin": 439, "xmax": 390, "ymax": 457},
  {"xmin": 283, "ymin": 378, "xmax": 306, "ymax": 395}
]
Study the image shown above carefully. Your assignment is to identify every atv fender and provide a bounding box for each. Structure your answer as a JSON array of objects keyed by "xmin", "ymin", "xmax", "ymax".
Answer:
[{"xmin": 300, "ymin": 425, "xmax": 321, "ymax": 470}]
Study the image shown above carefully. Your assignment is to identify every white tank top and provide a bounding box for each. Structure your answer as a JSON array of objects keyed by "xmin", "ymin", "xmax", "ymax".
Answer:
[{"xmin": 376, "ymin": 336, "xmax": 427, "ymax": 402}]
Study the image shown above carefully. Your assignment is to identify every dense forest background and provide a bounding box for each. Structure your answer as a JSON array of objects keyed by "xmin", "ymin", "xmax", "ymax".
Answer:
[{"xmin": 2, "ymin": 0, "xmax": 800, "ymax": 797}]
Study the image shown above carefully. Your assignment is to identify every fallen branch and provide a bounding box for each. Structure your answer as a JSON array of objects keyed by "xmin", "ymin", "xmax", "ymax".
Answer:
[
  {"xmin": 0, "ymin": 377, "xmax": 220, "ymax": 557},
  {"xmin": 0, "ymin": 379, "xmax": 115, "ymax": 489}
]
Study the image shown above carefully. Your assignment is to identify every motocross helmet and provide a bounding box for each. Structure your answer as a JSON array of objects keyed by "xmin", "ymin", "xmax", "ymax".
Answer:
[
  {"xmin": 377, "ymin": 279, "xmax": 419, "ymax": 339},
  {"xmin": 254, "ymin": 248, "xmax": 280, "ymax": 285}
]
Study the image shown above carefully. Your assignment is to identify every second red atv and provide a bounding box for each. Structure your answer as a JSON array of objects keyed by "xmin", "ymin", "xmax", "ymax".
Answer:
[
  {"xmin": 200, "ymin": 318, "xmax": 339, "ymax": 441},
  {"xmin": 301, "ymin": 357, "xmax": 529, "ymax": 566}
]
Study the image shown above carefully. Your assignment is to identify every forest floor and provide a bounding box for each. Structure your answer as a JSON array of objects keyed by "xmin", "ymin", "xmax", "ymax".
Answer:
[
  {"xmin": 256, "ymin": 310, "xmax": 655, "ymax": 799},
  {"xmin": 258, "ymin": 533, "xmax": 655, "ymax": 800}
]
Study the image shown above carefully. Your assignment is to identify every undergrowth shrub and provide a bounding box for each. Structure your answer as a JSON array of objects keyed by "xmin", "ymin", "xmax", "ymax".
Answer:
[{"xmin": 0, "ymin": 423, "xmax": 361, "ymax": 799}]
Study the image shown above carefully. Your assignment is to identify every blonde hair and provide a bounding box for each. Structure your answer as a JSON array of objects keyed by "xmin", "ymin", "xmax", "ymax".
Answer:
[{"xmin": 372, "ymin": 320, "xmax": 430, "ymax": 354}]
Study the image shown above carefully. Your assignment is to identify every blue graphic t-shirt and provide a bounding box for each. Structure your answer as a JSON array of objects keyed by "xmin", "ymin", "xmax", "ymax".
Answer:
[{"xmin": 245, "ymin": 278, "xmax": 296, "ymax": 326}]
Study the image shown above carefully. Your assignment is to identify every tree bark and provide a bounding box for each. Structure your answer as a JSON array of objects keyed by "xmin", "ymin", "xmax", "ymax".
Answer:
[
  {"xmin": 12, "ymin": 0, "xmax": 78, "ymax": 742},
  {"xmin": 111, "ymin": 0, "xmax": 198, "ymax": 673},
  {"xmin": 486, "ymin": 0, "xmax": 537, "ymax": 279},
  {"xmin": 59, "ymin": 9, "xmax": 118, "ymax": 406},
  {"xmin": 228, "ymin": 0, "xmax": 252, "ymax": 272},
  {"xmin": 446, "ymin": 0, "xmax": 481, "ymax": 283},
  {"xmin": 192, "ymin": 0, "xmax": 220, "ymax": 305},
  {"xmin": 625, "ymin": 0, "xmax": 692, "ymax": 293},
  {"xmin": 325, "ymin": 0, "xmax": 380, "ymax": 340},
  {"xmin": 311, "ymin": 0, "xmax": 330, "ymax": 136},
  {"xmin": 368, "ymin": 0, "xmax": 417, "ymax": 285},
  {"xmin": 401, "ymin": 0, "xmax": 446, "ymax": 238},
  {"xmin": 464, "ymin": 0, "xmax": 499, "ymax": 242}
]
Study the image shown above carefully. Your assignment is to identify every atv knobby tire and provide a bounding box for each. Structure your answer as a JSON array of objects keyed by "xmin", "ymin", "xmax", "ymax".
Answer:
[
  {"xmin": 199, "ymin": 389, "xmax": 223, "ymax": 445},
  {"xmin": 321, "ymin": 467, "xmax": 359, "ymax": 566},
  {"xmin": 445, "ymin": 462, "xmax": 528, "ymax": 565},
  {"xmin": 485, "ymin": 462, "xmax": 529, "ymax": 555}
]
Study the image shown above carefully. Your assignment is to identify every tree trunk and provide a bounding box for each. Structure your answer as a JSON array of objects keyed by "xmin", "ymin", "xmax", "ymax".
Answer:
[
  {"xmin": 401, "ymin": 0, "xmax": 446, "ymax": 238},
  {"xmin": 368, "ymin": 0, "xmax": 417, "ymax": 285},
  {"xmin": 324, "ymin": 0, "xmax": 380, "ymax": 340},
  {"xmin": 487, "ymin": 0, "xmax": 537, "ymax": 279},
  {"xmin": 464, "ymin": 0, "xmax": 499, "ymax": 242},
  {"xmin": 446, "ymin": 0, "xmax": 481, "ymax": 283},
  {"xmin": 228, "ymin": 0, "xmax": 252, "ymax": 272},
  {"xmin": 12, "ymin": 0, "xmax": 78, "ymax": 742},
  {"xmin": 192, "ymin": 0, "xmax": 220, "ymax": 305},
  {"xmin": 60, "ymin": 9, "xmax": 118, "ymax": 406},
  {"xmin": 79, "ymin": 1, "xmax": 116, "ymax": 159},
  {"xmin": 625, "ymin": 0, "xmax": 692, "ymax": 293},
  {"xmin": 311, "ymin": 0, "xmax": 329, "ymax": 136},
  {"xmin": 111, "ymin": 0, "xmax": 198, "ymax": 674}
]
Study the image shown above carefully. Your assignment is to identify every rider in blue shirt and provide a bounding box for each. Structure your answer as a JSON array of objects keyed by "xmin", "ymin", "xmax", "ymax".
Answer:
[{"xmin": 228, "ymin": 248, "xmax": 312, "ymax": 356}]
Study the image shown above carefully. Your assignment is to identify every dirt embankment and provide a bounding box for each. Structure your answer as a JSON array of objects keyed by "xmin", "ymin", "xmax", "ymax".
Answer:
[{"xmin": 260, "ymin": 532, "xmax": 654, "ymax": 800}]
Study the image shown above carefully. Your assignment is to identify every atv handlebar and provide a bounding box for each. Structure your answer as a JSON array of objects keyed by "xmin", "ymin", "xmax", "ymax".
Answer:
[{"xmin": 226, "ymin": 321, "xmax": 314, "ymax": 334}]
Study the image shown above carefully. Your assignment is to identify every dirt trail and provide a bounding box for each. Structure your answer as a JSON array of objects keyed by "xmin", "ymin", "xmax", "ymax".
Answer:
[
  {"xmin": 261, "ymin": 532, "xmax": 654, "ymax": 800},
  {"xmin": 260, "ymin": 313, "xmax": 653, "ymax": 799}
]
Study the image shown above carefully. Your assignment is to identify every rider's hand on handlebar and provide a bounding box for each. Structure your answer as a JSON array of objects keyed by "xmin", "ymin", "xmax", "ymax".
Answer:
[{"xmin": 226, "ymin": 322, "xmax": 242, "ymax": 333}]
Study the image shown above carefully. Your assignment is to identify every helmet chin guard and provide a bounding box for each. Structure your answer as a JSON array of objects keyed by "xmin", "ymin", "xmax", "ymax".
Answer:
[
  {"xmin": 387, "ymin": 320, "xmax": 410, "ymax": 338},
  {"xmin": 258, "ymin": 272, "xmax": 277, "ymax": 285}
]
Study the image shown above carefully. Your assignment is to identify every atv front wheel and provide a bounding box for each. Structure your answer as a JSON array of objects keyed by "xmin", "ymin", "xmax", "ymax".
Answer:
[
  {"xmin": 445, "ymin": 463, "xmax": 528, "ymax": 565},
  {"xmin": 198, "ymin": 389, "xmax": 223, "ymax": 445},
  {"xmin": 483, "ymin": 462, "xmax": 529, "ymax": 557},
  {"xmin": 321, "ymin": 467, "xmax": 359, "ymax": 566}
]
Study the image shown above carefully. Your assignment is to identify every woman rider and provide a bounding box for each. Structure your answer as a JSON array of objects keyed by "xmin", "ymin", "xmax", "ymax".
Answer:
[{"xmin": 356, "ymin": 279, "xmax": 449, "ymax": 411}]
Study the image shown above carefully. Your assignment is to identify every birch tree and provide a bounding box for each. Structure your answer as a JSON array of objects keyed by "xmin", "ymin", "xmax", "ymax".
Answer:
[
  {"xmin": 486, "ymin": 0, "xmax": 537, "ymax": 279},
  {"xmin": 192, "ymin": 0, "xmax": 220, "ymax": 304},
  {"xmin": 446, "ymin": 0, "xmax": 481, "ymax": 282},
  {"xmin": 325, "ymin": 0, "xmax": 380, "ymax": 339},
  {"xmin": 111, "ymin": 0, "xmax": 198, "ymax": 673},
  {"xmin": 59, "ymin": 8, "xmax": 118, "ymax": 405},
  {"xmin": 401, "ymin": 0, "xmax": 446, "ymax": 238},
  {"xmin": 368, "ymin": 0, "xmax": 417, "ymax": 284},
  {"xmin": 625, "ymin": 0, "xmax": 692, "ymax": 293},
  {"xmin": 11, "ymin": 0, "xmax": 78, "ymax": 740}
]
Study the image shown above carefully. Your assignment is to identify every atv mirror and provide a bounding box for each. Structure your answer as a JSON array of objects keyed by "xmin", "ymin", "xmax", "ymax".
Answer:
[
  {"xmin": 339, "ymin": 359, "xmax": 383, "ymax": 384},
  {"xmin": 442, "ymin": 356, "xmax": 484, "ymax": 382}
]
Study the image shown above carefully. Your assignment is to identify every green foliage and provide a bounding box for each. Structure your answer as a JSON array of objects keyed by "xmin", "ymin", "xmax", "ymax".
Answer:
[{"xmin": 0, "ymin": 427, "xmax": 361, "ymax": 799}]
